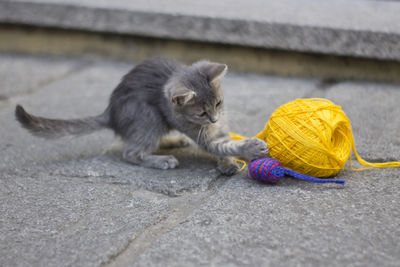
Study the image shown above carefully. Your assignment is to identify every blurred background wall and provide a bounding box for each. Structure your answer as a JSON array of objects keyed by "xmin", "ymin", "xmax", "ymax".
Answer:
[{"xmin": 1, "ymin": 0, "xmax": 400, "ymax": 83}]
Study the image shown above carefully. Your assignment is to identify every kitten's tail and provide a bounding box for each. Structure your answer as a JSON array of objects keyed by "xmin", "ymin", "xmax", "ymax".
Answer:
[{"xmin": 15, "ymin": 105, "xmax": 109, "ymax": 139}]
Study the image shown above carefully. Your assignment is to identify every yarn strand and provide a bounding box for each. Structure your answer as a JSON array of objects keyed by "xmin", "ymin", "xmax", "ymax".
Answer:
[{"xmin": 350, "ymin": 134, "xmax": 400, "ymax": 170}]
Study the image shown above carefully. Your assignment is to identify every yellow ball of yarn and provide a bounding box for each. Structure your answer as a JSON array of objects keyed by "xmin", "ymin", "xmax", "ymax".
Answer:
[
  {"xmin": 256, "ymin": 98, "xmax": 351, "ymax": 177},
  {"xmin": 230, "ymin": 98, "xmax": 400, "ymax": 177}
]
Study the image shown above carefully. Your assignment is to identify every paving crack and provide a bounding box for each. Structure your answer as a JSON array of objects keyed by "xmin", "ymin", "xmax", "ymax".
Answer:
[
  {"xmin": 23, "ymin": 60, "xmax": 93, "ymax": 97},
  {"xmin": 0, "ymin": 59, "xmax": 93, "ymax": 110},
  {"xmin": 102, "ymin": 176, "xmax": 230, "ymax": 267},
  {"xmin": 99, "ymin": 214, "xmax": 169, "ymax": 267}
]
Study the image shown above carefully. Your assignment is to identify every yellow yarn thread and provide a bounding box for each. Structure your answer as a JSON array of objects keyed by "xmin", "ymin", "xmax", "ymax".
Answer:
[{"xmin": 231, "ymin": 98, "xmax": 400, "ymax": 177}]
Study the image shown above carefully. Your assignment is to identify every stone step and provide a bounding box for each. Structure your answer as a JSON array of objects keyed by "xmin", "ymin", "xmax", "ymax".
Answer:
[{"xmin": 1, "ymin": 0, "xmax": 400, "ymax": 61}]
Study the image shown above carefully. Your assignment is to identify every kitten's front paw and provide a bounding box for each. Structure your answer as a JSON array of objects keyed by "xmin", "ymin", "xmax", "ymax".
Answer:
[
  {"xmin": 217, "ymin": 157, "xmax": 240, "ymax": 176},
  {"xmin": 241, "ymin": 138, "xmax": 269, "ymax": 159},
  {"xmin": 217, "ymin": 162, "xmax": 240, "ymax": 176}
]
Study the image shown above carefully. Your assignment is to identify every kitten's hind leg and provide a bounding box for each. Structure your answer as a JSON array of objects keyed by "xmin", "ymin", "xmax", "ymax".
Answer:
[
  {"xmin": 124, "ymin": 150, "xmax": 179, "ymax": 169},
  {"xmin": 123, "ymin": 141, "xmax": 179, "ymax": 169},
  {"xmin": 122, "ymin": 128, "xmax": 179, "ymax": 170},
  {"xmin": 117, "ymin": 101, "xmax": 179, "ymax": 169}
]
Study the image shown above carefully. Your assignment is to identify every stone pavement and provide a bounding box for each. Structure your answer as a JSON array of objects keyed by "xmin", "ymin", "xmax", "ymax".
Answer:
[{"xmin": 0, "ymin": 53, "xmax": 399, "ymax": 266}]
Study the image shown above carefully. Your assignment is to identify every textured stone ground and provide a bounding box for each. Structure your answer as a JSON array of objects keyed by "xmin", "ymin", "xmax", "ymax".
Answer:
[{"xmin": 0, "ymin": 53, "xmax": 399, "ymax": 267}]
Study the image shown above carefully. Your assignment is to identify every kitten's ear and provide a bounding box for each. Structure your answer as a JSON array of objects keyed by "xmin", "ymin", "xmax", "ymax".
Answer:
[
  {"xmin": 172, "ymin": 86, "xmax": 196, "ymax": 106},
  {"xmin": 208, "ymin": 63, "xmax": 228, "ymax": 84},
  {"xmin": 199, "ymin": 62, "xmax": 228, "ymax": 85}
]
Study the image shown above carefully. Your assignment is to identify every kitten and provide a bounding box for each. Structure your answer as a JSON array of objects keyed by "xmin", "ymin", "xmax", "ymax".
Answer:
[{"xmin": 15, "ymin": 58, "xmax": 268, "ymax": 175}]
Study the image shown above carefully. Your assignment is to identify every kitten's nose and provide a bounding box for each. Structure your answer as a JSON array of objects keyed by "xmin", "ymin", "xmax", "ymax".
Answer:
[{"xmin": 209, "ymin": 116, "xmax": 218, "ymax": 123}]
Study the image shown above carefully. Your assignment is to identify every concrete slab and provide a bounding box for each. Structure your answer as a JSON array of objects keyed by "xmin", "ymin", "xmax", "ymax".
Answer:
[
  {"xmin": 8, "ymin": 0, "xmax": 399, "ymax": 32},
  {"xmin": 131, "ymin": 169, "xmax": 400, "ymax": 267},
  {"xmin": 8, "ymin": 149, "xmax": 222, "ymax": 197},
  {"xmin": 0, "ymin": 54, "xmax": 84, "ymax": 99},
  {"xmin": 0, "ymin": 173, "xmax": 170, "ymax": 267},
  {"xmin": 1, "ymin": 54, "xmax": 399, "ymax": 267},
  {"xmin": 1, "ymin": 0, "xmax": 400, "ymax": 61},
  {"xmin": 223, "ymin": 73, "xmax": 316, "ymax": 137}
]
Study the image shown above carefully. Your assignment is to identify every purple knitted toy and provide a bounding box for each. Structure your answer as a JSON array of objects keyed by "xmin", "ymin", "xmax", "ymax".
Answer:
[{"xmin": 248, "ymin": 158, "xmax": 345, "ymax": 185}]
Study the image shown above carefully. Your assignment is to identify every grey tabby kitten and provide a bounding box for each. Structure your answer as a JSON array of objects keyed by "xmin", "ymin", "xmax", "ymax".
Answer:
[{"xmin": 15, "ymin": 58, "xmax": 268, "ymax": 175}]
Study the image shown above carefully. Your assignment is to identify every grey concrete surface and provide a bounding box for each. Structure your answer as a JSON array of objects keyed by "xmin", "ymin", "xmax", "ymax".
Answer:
[
  {"xmin": 1, "ymin": 175, "xmax": 170, "ymax": 267},
  {"xmin": 130, "ymin": 168, "xmax": 400, "ymax": 267},
  {"xmin": 0, "ymin": 54, "xmax": 83, "ymax": 99},
  {"xmin": 1, "ymin": 53, "xmax": 400, "ymax": 267},
  {"xmin": 1, "ymin": 0, "xmax": 400, "ymax": 61}
]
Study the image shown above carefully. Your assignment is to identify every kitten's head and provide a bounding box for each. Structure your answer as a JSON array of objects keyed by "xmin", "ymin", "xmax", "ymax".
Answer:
[{"xmin": 168, "ymin": 60, "xmax": 227, "ymax": 125}]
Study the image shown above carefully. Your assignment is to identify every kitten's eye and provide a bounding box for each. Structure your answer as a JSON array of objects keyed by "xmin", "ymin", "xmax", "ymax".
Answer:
[
  {"xmin": 216, "ymin": 100, "xmax": 222, "ymax": 107},
  {"xmin": 199, "ymin": 111, "xmax": 207, "ymax": 117}
]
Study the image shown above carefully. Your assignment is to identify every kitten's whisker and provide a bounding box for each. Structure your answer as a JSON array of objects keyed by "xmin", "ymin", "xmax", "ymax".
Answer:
[
  {"xmin": 195, "ymin": 125, "xmax": 205, "ymax": 156},
  {"xmin": 196, "ymin": 125, "xmax": 204, "ymax": 146}
]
